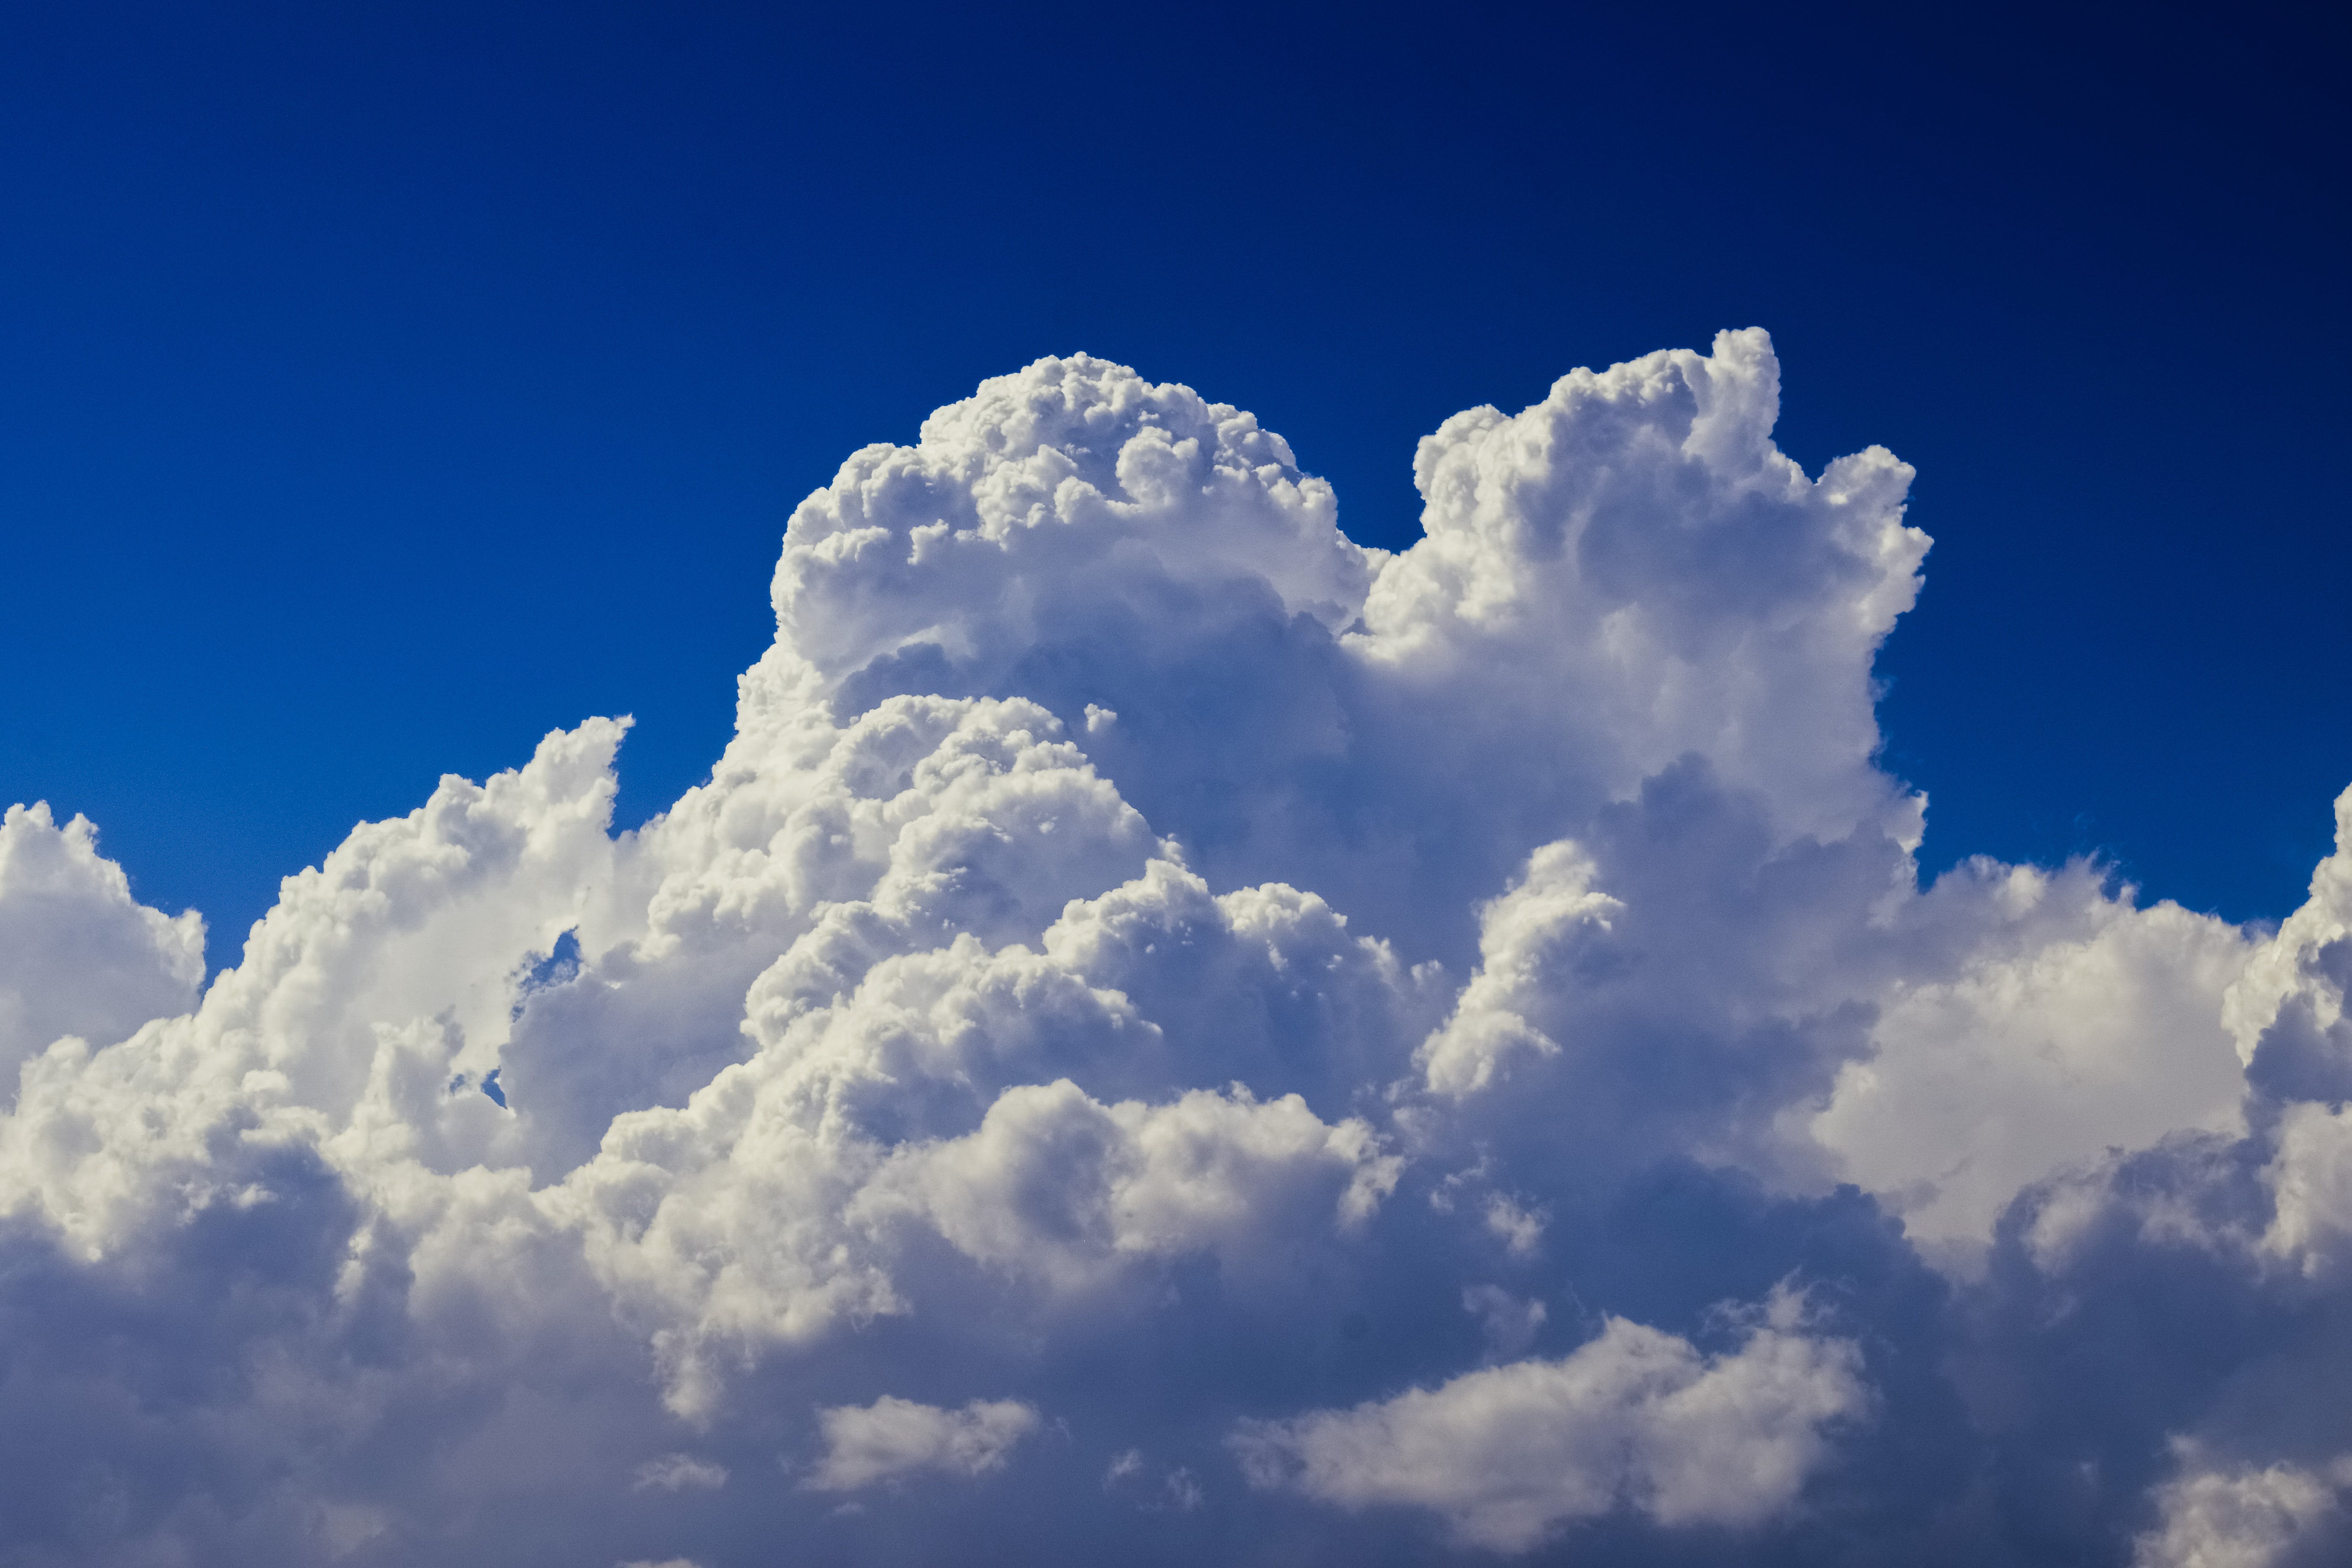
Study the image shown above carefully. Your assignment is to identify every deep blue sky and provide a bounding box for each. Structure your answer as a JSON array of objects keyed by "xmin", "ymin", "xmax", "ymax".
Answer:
[{"xmin": 3, "ymin": 0, "xmax": 2344, "ymax": 964}]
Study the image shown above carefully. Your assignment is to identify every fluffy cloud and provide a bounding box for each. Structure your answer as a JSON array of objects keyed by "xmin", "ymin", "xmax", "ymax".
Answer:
[
  {"xmin": 1811, "ymin": 859, "xmax": 2253, "ymax": 1266},
  {"xmin": 0, "ymin": 801, "xmax": 203, "ymax": 1077},
  {"xmin": 2, "ymin": 332, "xmax": 2347, "ymax": 1564},
  {"xmin": 1232, "ymin": 1287, "xmax": 1866, "ymax": 1551},
  {"xmin": 2134, "ymin": 1451, "xmax": 2352, "ymax": 1568},
  {"xmin": 804, "ymin": 1396, "xmax": 1041, "ymax": 1491}
]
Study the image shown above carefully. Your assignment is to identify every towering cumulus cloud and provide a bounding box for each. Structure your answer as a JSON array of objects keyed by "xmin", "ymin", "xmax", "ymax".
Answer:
[{"xmin": 2, "ymin": 331, "xmax": 2343, "ymax": 1565}]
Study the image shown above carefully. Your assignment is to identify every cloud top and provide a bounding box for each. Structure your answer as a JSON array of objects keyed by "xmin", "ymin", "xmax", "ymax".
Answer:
[
  {"xmin": 0, "ymin": 801, "xmax": 203, "ymax": 1075},
  {"xmin": 0, "ymin": 333, "xmax": 2345, "ymax": 1565}
]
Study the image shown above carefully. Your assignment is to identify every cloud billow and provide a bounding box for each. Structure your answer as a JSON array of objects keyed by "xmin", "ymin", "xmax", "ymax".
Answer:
[{"xmin": 3, "ymin": 330, "xmax": 2347, "ymax": 1565}]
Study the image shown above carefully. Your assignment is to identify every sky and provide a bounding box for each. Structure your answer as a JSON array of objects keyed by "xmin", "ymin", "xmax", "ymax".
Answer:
[
  {"xmin": 3, "ymin": 1, "xmax": 2346, "ymax": 960},
  {"xmin": 5, "ymin": 5, "xmax": 2352, "ymax": 1567}
]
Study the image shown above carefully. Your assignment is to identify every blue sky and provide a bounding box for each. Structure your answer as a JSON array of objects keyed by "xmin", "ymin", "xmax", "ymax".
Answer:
[
  {"xmin": 9, "ymin": 11, "xmax": 2352, "ymax": 1566},
  {"xmin": 4, "ymin": 1, "xmax": 2344, "ymax": 960}
]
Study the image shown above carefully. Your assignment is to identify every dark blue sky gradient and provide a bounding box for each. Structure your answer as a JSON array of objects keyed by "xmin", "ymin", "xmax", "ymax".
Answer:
[{"xmin": 3, "ymin": 1, "xmax": 2345, "ymax": 963}]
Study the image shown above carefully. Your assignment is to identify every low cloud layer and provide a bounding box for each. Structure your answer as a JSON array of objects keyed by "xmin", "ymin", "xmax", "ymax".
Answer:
[{"xmin": 4, "ymin": 331, "xmax": 2348, "ymax": 1564}]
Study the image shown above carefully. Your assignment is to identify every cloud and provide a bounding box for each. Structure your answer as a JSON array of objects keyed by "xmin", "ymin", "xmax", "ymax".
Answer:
[
  {"xmin": 633, "ymin": 1454, "xmax": 728, "ymax": 1492},
  {"xmin": 0, "ymin": 801, "xmax": 203, "ymax": 1077},
  {"xmin": 3, "ymin": 331, "xmax": 2349, "ymax": 1563},
  {"xmin": 804, "ymin": 1396, "xmax": 1040, "ymax": 1491},
  {"xmin": 2135, "ymin": 1451, "xmax": 2352, "ymax": 1568},
  {"xmin": 1811, "ymin": 858, "xmax": 2252, "ymax": 1267},
  {"xmin": 1232, "ymin": 1287, "xmax": 1866, "ymax": 1551}
]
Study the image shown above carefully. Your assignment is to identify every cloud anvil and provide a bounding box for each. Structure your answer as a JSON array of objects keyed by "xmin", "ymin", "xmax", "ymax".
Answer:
[{"xmin": 4, "ymin": 331, "xmax": 2348, "ymax": 1566}]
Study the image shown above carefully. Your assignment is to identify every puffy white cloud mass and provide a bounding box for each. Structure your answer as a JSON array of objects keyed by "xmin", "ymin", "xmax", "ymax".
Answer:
[
  {"xmin": 2133, "ymin": 1450, "xmax": 2352, "ymax": 1568},
  {"xmin": 1, "ymin": 330, "xmax": 2347, "ymax": 1565},
  {"xmin": 1231, "ymin": 1286, "xmax": 1866, "ymax": 1550},
  {"xmin": 0, "ymin": 802, "xmax": 203, "ymax": 1077},
  {"xmin": 806, "ymin": 1396, "xmax": 1041, "ymax": 1492}
]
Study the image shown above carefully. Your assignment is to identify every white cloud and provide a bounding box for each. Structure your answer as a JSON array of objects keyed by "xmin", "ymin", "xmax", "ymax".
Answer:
[
  {"xmin": 2136, "ymin": 1451, "xmax": 2352, "ymax": 1568},
  {"xmin": 1811, "ymin": 859, "xmax": 2252, "ymax": 1264},
  {"xmin": 0, "ymin": 801, "xmax": 203, "ymax": 1077},
  {"xmin": 859, "ymin": 1078, "xmax": 1400, "ymax": 1290},
  {"xmin": 1232, "ymin": 1288, "xmax": 1866, "ymax": 1551},
  {"xmin": 6, "ymin": 333, "xmax": 2351, "ymax": 1564},
  {"xmin": 805, "ymin": 1396, "xmax": 1040, "ymax": 1491},
  {"xmin": 2228, "ymin": 786, "xmax": 2352, "ymax": 1067},
  {"xmin": 1416, "ymin": 841, "xmax": 1622, "ymax": 1098}
]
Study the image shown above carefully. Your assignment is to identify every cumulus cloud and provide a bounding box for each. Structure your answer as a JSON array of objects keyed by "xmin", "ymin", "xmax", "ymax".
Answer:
[
  {"xmin": 3, "ymin": 331, "xmax": 2349, "ymax": 1563},
  {"xmin": 2135, "ymin": 1451, "xmax": 2352, "ymax": 1568},
  {"xmin": 1811, "ymin": 859, "xmax": 2253, "ymax": 1266},
  {"xmin": 0, "ymin": 801, "xmax": 202, "ymax": 1076},
  {"xmin": 1234, "ymin": 1287, "xmax": 1866, "ymax": 1551}
]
